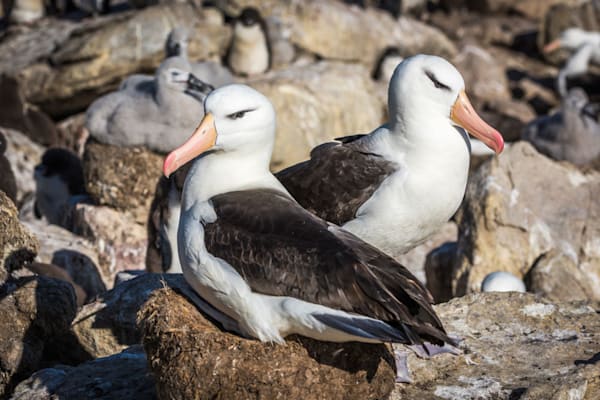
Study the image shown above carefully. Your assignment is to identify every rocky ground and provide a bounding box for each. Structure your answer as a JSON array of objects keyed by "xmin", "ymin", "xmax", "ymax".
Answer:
[{"xmin": 1, "ymin": 0, "xmax": 600, "ymax": 399}]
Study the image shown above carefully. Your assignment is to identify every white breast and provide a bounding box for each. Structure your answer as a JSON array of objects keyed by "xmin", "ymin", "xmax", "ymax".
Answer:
[{"xmin": 342, "ymin": 127, "xmax": 470, "ymax": 257}]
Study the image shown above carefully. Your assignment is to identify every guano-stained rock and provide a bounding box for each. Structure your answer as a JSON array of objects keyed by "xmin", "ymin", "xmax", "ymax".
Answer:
[
  {"xmin": 429, "ymin": 142, "xmax": 600, "ymax": 302},
  {"xmin": 391, "ymin": 292, "xmax": 600, "ymax": 399}
]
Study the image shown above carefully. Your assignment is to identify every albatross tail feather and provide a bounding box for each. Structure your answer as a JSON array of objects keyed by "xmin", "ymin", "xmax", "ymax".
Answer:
[{"xmin": 313, "ymin": 313, "xmax": 409, "ymax": 343}]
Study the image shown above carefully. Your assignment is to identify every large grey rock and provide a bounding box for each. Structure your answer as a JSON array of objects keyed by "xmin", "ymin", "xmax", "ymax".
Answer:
[
  {"xmin": 391, "ymin": 292, "xmax": 600, "ymax": 399},
  {"xmin": 138, "ymin": 287, "xmax": 396, "ymax": 400},
  {"xmin": 5, "ymin": 4, "xmax": 231, "ymax": 118},
  {"xmin": 1, "ymin": 128, "xmax": 45, "ymax": 206},
  {"xmin": 252, "ymin": 61, "xmax": 386, "ymax": 169},
  {"xmin": 428, "ymin": 142, "xmax": 600, "ymax": 302},
  {"xmin": 67, "ymin": 203, "xmax": 148, "ymax": 287},
  {"xmin": 0, "ymin": 276, "xmax": 77, "ymax": 398},
  {"xmin": 69, "ymin": 273, "xmax": 195, "ymax": 359},
  {"xmin": 216, "ymin": 0, "xmax": 456, "ymax": 69},
  {"xmin": 0, "ymin": 76, "xmax": 57, "ymax": 147},
  {"xmin": 10, "ymin": 346, "xmax": 156, "ymax": 400},
  {"xmin": 453, "ymin": 45, "xmax": 510, "ymax": 105},
  {"xmin": 0, "ymin": 191, "xmax": 38, "ymax": 284},
  {"xmin": 21, "ymin": 218, "xmax": 106, "ymax": 303}
]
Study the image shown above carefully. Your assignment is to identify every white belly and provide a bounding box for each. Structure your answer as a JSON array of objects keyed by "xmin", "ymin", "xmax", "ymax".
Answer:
[{"xmin": 343, "ymin": 161, "xmax": 468, "ymax": 257}]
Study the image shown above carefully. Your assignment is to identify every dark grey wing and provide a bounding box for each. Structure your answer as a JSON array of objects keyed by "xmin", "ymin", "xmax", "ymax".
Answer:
[
  {"xmin": 275, "ymin": 137, "xmax": 396, "ymax": 225},
  {"xmin": 204, "ymin": 189, "xmax": 450, "ymax": 346},
  {"xmin": 146, "ymin": 163, "xmax": 191, "ymax": 273}
]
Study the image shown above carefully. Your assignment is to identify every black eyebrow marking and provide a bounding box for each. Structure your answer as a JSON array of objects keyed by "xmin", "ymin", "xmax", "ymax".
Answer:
[
  {"xmin": 226, "ymin": 108, "xmax": 256, "ymax": 119},
  {"xmin": 424, "ymin": 69, "xmax": 451, "ymax": 91}
]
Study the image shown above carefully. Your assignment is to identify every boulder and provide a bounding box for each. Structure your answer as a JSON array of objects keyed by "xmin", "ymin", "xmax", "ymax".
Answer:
[
  {"xmin": 69, "ymin": 273, "xmax": 197, "ymax": 359},
  {"xmin": 10, "ymin": 346, "xmax": 156, "ymax": 400},
  {"xmin": 0, "ymin": 76, "xmax": 57, "ymax": 147},
  {"xmin": 527, "ymin": 249, "xmax": 599, "ymax": 303},
  {"xmin": 453, "ymin": 45, "xmax": 511, "ymax": 105},
  {"xmin": 0, "ymin": 276, "xmax": 77, "ymax": 397},
  {"xmin": 7, "ymin": 4, "xmax": 231, "ymax": 118},
  {"xmin": 215, "ymin": 0, "xmax": 456, "ymax": 69},
  {"xmin": 0, "ymin": 191, "xmax": 38, "ymax": 284},
  {"xmin": 1, "ymin": 128, "xmax": 45, "ymax": 206},
  {"xmin": 138, "ymin": 287, "xmax": 396, "ymax": 400},
  {"xmin": 391, "ymin": 292, "xmax": 600, "ymax": 399},
  {"xmin": 429, "ymin": 142, "xmax": 600, "ymax": 302},
  {"xmin": 252, "ymin": 61, "xmax": 386, "ymax": 169},
  {"xmin": 67, "ymin": 203, "xmax": 148, "ymax": 286},
  {"xmin": 21, "ymin": 218, "xmax": 106, "ymax": 303},
  {"xmin": 83, "ymin": 141, "xmax": 163, "ymax": 222}
]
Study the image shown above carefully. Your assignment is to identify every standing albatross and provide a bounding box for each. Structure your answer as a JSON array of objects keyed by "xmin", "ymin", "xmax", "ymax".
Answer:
[
  {"xmin": 277, "ymin": 54, "xmax": 504, "ymax": 257},
  {"xmin": 163, "ymin": 84, "xmax": 456, "ymax": 382}
]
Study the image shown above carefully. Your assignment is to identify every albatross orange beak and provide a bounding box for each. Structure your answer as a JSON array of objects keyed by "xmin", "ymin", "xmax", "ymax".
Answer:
[
  {"xmin": 450, "ymin": 90, "xmax": 504, "ymax": 154},
  {"xmin": 163, "ymin": 113, "xmax": 217, "ymax": 178},
  {"xmin": 543, "ymin": 39, "xmax": 562, "ymax": 53}
]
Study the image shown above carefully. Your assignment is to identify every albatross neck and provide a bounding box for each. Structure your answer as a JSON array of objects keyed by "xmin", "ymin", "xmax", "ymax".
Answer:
[{"xmin": 182, "ymin": 146, "xmax": 282, "ymax": 208}]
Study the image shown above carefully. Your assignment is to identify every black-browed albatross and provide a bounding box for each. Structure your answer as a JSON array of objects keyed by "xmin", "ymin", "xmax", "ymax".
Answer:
[
  {"xmin": 147, "ymin": 54, "xmax": 504, "ymax": 272},
  {"xmin": 163, "ymin": 83, "xmax": 456, "ymax": 382},
  {"xmin": 277, "ymin": 54, "xmax": 504, "ymax": 257}
]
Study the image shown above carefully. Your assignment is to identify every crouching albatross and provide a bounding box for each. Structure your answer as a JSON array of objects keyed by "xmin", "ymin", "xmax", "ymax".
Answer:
[
  {"xmin": 163, "ymin": 84, "xmax": 457, "ymax": 382},
  {"xmin": 277, "ymin": 54, "xmax": 504, "ymax": 257}
]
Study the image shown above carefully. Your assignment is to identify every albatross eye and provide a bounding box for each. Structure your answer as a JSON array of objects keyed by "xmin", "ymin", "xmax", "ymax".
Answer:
[
  {"xmin": 425, "ymin": 70, "xmax": 451, "ymax": 91},
  {"xmin": 227, "ymin": 109, "xmax": 254, "ymax": 119},
  {"xmin": 228, "ymin": 111, "xmax": 246, "ymax": 119}
]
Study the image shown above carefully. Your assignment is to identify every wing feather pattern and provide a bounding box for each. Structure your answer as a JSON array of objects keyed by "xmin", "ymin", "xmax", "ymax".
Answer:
[
  {"xmin": 203, "ymin": 189, "xmax": 451, "ymax": 346},
  {"xmin": 275, "ymin": 136, "xmax": 396, "ymax": 225}
]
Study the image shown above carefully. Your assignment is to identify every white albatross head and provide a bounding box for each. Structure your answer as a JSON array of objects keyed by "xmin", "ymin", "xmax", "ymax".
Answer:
[
  {"xmin": 163, "ymin": 84, "xmax": 276, "ymax": 177},
  {"xmin": 388, "ymin": 54, "xmax": 504, "ymax": 154}
]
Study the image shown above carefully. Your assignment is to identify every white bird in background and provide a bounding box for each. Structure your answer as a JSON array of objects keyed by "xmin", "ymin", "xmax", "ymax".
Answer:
[
  {"xmin": 227, "ymin": 7, "xmax": 271, "ymax": 76},
  {"xmin": 481, "ymin": 272, "xmax": 526, "ymax": 293},
  {"xmin": 522, "ymin": 87, "xmax": 600, "ymax": 166},
  {"xmin": 163, "ymin": 83, "xmax": 458, "ymax": 383},
  {"xmin": 544, "ymin": 27, "xmax": 600, "ymax": 96}
]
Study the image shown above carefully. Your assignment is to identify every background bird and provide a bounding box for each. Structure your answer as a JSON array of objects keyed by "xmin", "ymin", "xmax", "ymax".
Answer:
[
  {"xmin": 544, "ymin": 28, "xmax": 600, "ymax": 96},
  {"xmin": 522, "ymin": 87, "xmax": 600, "ymax": 167},
  {"xmin": 34, "ymin": 147, "xmax": 90, "ymax": 227},
  {"xmin": 86, "ymin": 58, "xmax": 212, "ymax": 153},
  {"xmin": 227, "ymin": 7, "xmax": 271, "ymax": 76}
]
